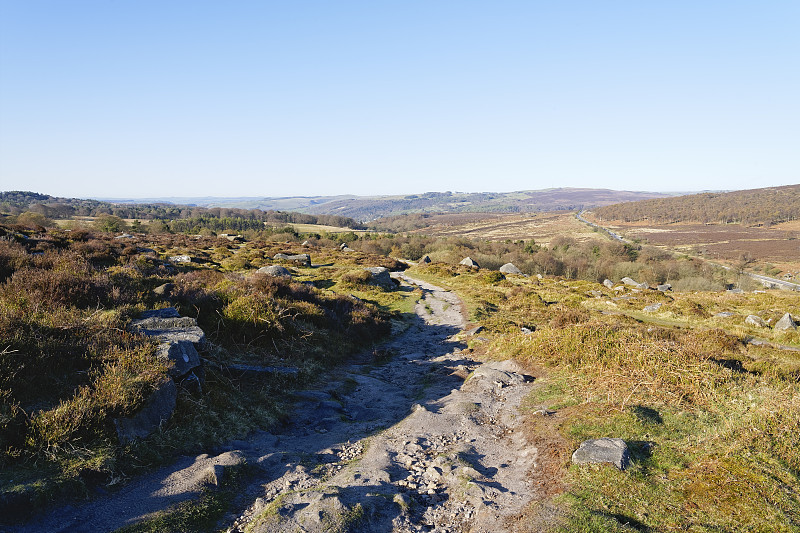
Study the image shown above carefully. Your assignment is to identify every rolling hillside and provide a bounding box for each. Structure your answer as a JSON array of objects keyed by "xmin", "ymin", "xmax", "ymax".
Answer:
[{"xmin": 592, "ymin": 184, "xmax": 800, "ymax": 226}]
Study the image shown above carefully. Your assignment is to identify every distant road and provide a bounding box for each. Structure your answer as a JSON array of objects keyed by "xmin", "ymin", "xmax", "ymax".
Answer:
[
  {"xmin": 575, "ymin": 211, "xmax": 799, "ymax": 292},
  {"xmin": 576, "ymin": 210, "xmax": 627, "ymax": 243}
]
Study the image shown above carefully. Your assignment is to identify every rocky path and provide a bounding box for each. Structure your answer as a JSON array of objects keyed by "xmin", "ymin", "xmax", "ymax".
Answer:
[{"xmin": 16, "ymin": 275, "xmax": 540, "ymax": 533}]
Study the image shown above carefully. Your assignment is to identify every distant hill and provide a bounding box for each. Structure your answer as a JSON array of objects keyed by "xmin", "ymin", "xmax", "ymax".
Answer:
[
  {"xmin": 591, "ymin": 184, "xmax": 800, "ymax": 226},
  {"xmin": 99, "ymin": 188, "xmax": 674, "ymax": 221}
]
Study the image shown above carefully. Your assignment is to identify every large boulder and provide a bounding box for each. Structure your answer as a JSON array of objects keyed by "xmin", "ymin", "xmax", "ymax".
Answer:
[
  {"xmin": 745, "ymin": 315, "xmax": 768, "ymax": 328},
  {"xmin": 114, "ymin": 378, "xmax": 177, "ymax": 443},
  {"xmin": 603, "ymin": 279, "xmax": 614, "ymax": 289},
  {"xmin": 257, "ymin": 265, "xmax": 291, "ymax": 277},
  {"xmin": 572, "ymin": 438, "xmax": 630, "ymax": 470},
  {"xmin": 643, "ymin": 303, "xmax": 662, "ymax": 313},
  {"xmin": 460, "ymin": 257, "xmax": 479, "ymax": 268},
  {"xmin": 775, "ymin": 313, "xmax": 797, "ymax": 332},
  {"xmin": 620, "ymin": 277, "xmax": 639, "ymax": 287},
  {"xmin": 657, "ymin": 284, "xmax": 672, "ymax": 292},
  {"xmin": 365, "ymin": 267, "xmax": 395, "ymax": 289},
  {"xmin": 499, "ymin": 263, "xmax": 523, "ymax": 275},
  {"xmin": 420, "ymin": 255, "xmax": 432, "ymax": 264}
]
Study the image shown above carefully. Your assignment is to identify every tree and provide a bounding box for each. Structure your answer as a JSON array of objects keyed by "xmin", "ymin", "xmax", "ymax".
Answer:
[{"xmin": 93, "ymin": 215, "xmax": 128, "ymax": 233}]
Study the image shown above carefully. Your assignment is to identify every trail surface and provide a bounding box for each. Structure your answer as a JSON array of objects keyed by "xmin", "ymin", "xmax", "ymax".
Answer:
[{"xmin": 16, "ymin": 275, "xmax": 541, "ymax": 532}]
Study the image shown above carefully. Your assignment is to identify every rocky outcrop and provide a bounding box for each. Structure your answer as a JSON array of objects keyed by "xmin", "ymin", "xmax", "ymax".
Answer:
[
  {"xmin": 459, "ymin": 257, "xmax": 479, "ymax": 268},
  {"xmin": 775, "ymin": 313, "xmax": 797, "ymax": 332},
  {"xmin": 572, "ymin": 438, "xmax": 630, "ymax": 470},
  {"xmin": 499, "ymin": 263, "xmax": 523, "ymax": 275},
  {"xmin": 257, "ymin": 265, "xmax": 292, "ymax": 277},
  {"xmin": 119, "ymin": 307, "xmax": 209, "ymax": 442}
]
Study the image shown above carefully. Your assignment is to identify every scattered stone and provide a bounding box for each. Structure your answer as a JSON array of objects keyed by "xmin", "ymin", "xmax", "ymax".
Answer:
[
  {"xmin": 499, "ymin": 263, "xmax": 523, "ymax": 275},
  {"xmin": 339, "ymin": 242, "xmax": 349, "ymax": 250},
  {"xmin": 589, "ymin": 290, "xmax": 603, "ymax": 298},
  {"xmin": 603, "ymin": 279, "xmax": 615, "ymax": 289},
  {"xmin": 775, "ymin": 313, "xmax": 797, "ymax": 332},
  {"xmin": 536, "ymin": 274, "xmax": 543, "ymax": 280},
  {"xmin": 114, "ymin": 378, "xmax": 177, "ymax": 443},
  {"xmin": 301, "ymin": 240, "xmax": 311, "ymax": 247},
  {"xmin": 459, "ymin": 257, "xmax": 479, "ymax": 268},
  {"xmin": 715, "ymin": 311, "xmax": 736, "ymax": 318},
  {"xmin": 152, "ymin": 283, "xmax": 174, "ymax": 297},
  {"xmin": 657, "ymin": 284, "xmax": 672, "ymax": 292},
  {"xmin": 727, "ymin": 288, "xmax": 745, "ymax": 294},
  {"xmin": 257, "ymin": 265, "xmax": 291, "ymax": 277},
  {"xmin": 115, "ymin": 233, "xmax": 134, "ymax": 239},
  {"xmin": 745, "ymin": 315, "xmax": 768, "ymax": 328},
  {"xmin": 643, "ymin": 303, "xmax": 662, "ymax": 313},
  {"xmin": 572, "ymin": 438, "xmax": 630, "ymax": 470},
  {"xmin": 520, "ymin": 327, "xmax": 534, "ymax": 335},
  {"xmin": 420, "ymin": 255, "xmax": 432, "ymax": 264},
  {"xmin": 621, "ymin": 277, "xmax": 639, "ymax": 287},
  {"xmin": 169, "ymin": 255, "xmax": 192, "ymax": 263},
  {"xmin": 365, "ymin": 266, "xmax": 395, "ymax": 289}
]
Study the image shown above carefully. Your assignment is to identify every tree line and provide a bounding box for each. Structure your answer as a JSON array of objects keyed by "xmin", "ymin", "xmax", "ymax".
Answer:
[{"xmin": 0, "ymin": 191, "xmax": 364, "ymax": 229}]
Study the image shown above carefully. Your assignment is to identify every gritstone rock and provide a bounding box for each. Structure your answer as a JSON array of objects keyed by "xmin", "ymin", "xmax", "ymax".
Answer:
[
  {"xmin": 603, "ymin": 279, "xmax": 614, "ymax": 289},
  {"xmin": 114, "ymin": 379, "xmax": 177, "ymax": 443},
  {"xmin": 365, "ymin": 267, "xmax": 395, "ymax": 289},
  {"xmin": 499, "ymin": 263, "xmax": 523, "ymax": 275},
  {"xmin": 153, "ymin": 283, "xmax": 174, "ymax": 297},
  {"xmin": 420, "ymin": 255, "xmax": 432, "ymax": 264},
  {"xmin": 460, "ymin": 257, "xmax": 479, "ymax": 268},
  {"xmin": 572, "ymin": 438, "xmax": 630, "ymax": 470},
  {"xmin": 657, "ymin": 284, "xmax": 672, "ymax": 292},
  {"xmin": 643, "ymin": 303, "xmax": 662, "ymax": 313},
  {"xmin": 257, "ymin": 265, "xmax": 291, "ymax": 277},
  {"xmin": 745, "ymin": 315, "xmax": 768, "ymax": 328},
  {"xmin": 775, "ymin": 313, "xmax": 797, "ymax": 331},
  {"xmin": 273, "ymin": 253, "xmax": 311, "ymax": 266}
]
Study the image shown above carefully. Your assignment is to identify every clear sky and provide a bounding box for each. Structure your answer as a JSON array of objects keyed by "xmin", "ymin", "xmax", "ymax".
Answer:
[{"xmin": 1, "ymin": 1, "xmax": 798, "ymax": 198}]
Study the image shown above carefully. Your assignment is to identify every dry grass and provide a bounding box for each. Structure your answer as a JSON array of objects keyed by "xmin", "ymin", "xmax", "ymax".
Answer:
[{"xmin": 411, "ymin": 264, "xmax": 800, "ymax": 531}]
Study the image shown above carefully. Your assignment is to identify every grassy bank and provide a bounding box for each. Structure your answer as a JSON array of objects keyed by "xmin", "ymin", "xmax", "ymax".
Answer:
[
  {"xmin": 0, "ymin": 225, "xmax": 415, "ymax": 524},
  {"xmin": 408, "ymin": 263, "xmax": 800, "ymax": 531}
]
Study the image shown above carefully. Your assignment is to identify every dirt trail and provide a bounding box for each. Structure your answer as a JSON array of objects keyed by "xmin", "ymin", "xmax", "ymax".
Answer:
[{"xmin": 16, "ymin": 275, "xmax": 541, "ymax": 533}]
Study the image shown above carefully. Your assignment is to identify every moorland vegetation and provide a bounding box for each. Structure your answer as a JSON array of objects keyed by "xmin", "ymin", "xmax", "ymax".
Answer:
[{"xmin": 2, "ymin": 186, "xmax": 799, "ymax": 531}]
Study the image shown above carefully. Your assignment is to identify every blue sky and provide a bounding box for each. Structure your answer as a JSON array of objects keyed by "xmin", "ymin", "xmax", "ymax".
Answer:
[{"xmin": 1, "ymin": 1, "xmax": 798, "ymax": 198}]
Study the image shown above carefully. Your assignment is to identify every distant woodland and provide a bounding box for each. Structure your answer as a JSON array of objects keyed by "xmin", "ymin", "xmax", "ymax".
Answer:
[
  {"xmin": 0, "ymin": 191, "xmax": 363, "ymax": 230},
  {"xmin": 593, "ymin": 185, "xmax": 800, "ymax": 226}
]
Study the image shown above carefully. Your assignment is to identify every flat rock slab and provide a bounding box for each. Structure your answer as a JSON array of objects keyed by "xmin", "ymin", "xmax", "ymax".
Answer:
[{"xmin": 572, "ymin": 438, "xmax": 630, "ymax": 470}]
